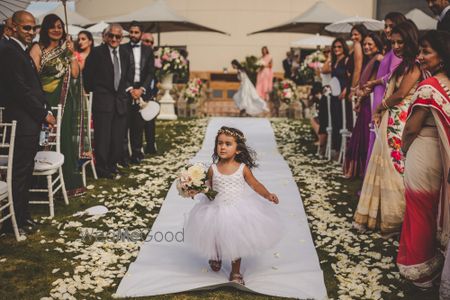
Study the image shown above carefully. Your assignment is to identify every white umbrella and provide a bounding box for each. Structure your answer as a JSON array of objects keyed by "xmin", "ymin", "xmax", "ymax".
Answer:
[
  {"xmin": 405, "ymin": 8, "xmax": 437, "ymax": 31},
  {"xmin": 248, "ymin": 1, "xmax": 349, "ymax": 35},
  {"xmin": 86, "ymin": 21, "xmax": 129, "ymax": 36},
  {"xmin": 325, "ymin": 16, "xmax": 384, "ymax": 33},
  {"xmin": 106, "ymin": 0, "xmax": 228, "ymax": 45},
  {"xmin": 291, "ymin": 33, "xmax": 334, "ymax": 49},
  {"xmin": 0, "ymin": 0, "xmax": 30, "ymax": 21},
  {"xmin": 67, "ymin": 24, "xmax": 84, "ymax": 35},
  {"xmin": 36, "ymin": 3, "xmax": 92, "ymax": 26}
]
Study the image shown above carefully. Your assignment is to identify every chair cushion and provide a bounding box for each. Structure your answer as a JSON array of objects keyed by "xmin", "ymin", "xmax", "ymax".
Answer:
[
  {"xmin": 0, "ymin": 181, "xmax": 7, "ymax": 195},
  {"xmin": 34, "ymin": 151, "xmax": 65, "ymax": 172}
]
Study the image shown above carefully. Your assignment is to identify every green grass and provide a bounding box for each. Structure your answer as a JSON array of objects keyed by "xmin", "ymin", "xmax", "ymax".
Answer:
[{"xmin": 0, "ymin": 118, "xmax": 440, "ymax": 300}]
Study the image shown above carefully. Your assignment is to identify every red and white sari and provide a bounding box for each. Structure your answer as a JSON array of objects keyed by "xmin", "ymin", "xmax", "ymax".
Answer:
[{"xmin": 397, "ymin": 77, "xmax": 450, "ymax": 288}]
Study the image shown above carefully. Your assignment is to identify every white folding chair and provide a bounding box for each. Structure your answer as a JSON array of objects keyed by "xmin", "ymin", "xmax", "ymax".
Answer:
[
  {"xmin": 29, "ymin": 105, "xmax": 68, "ymax": 217},
  {"xmin": 323, "ymin": 88, "xmax": 333, "ymax": 161},
  {"xmin": 0, "ymin": 121, "xmax": 21, "ymax": 241},
  {"xmin": 338, "ymin": 100, "xmax": 352, "ymax": 165},
  {"xmin": 81, "ymin": 92, "xmax": 98, "ymax": 186}
]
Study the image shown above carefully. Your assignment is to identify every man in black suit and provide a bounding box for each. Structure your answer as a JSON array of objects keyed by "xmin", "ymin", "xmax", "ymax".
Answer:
[
  {"xmin": 83, "ymin": 24, "xmax": 130, "ymax": 179},
  {"xmin": 0, "ymin": 11, "xmax": 55, "ymax": 233},
  {"xmin": 122, "ymin": 21, "xmax": 155, "ymax": 164},
  {"xmin": 282, "ymin": 51, "xmax": 293, "ymax": 79},
  {"xmin": 427, "ymin": 0, "xmax": 450, "ymax": 31}
]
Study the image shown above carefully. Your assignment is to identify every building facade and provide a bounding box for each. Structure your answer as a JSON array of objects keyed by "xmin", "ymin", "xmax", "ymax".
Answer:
[{"xmin": 76, "ymin": 0, "xmax": 376, "ymax": 72}]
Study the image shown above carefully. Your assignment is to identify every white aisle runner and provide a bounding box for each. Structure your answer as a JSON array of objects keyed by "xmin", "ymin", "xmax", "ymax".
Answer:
[{"xmin": 115, "ymin": 118, "xmax": 327, "ymax": 299}]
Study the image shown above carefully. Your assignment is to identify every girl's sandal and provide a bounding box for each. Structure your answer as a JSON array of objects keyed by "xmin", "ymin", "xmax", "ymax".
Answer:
[
  {"xmin": 208, "ymin": 259, "xmax": 222, "ymax": 272},
  {"xmin": 229, "ymin": 272, "xmax": 245, "ymax": 285}
]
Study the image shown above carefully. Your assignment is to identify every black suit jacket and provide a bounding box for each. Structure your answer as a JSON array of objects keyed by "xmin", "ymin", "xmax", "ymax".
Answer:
[
  {"xmin": 282, "ymin": 58, "xmax": 292, "ymax": 79},
  {"xmin": 83, "ymin": 44, "xmax": 131, "ymax": 115},
  {"xmin": 438, "ymin": 9, "xmax": 450, "ymax": 32},
  {"xmin": 122, "ymin": 43, "xmax": 155, "ymax": 101},
  {"xmin": 0, "ymin": 39, "xmax": 48, "ymax": 136}
]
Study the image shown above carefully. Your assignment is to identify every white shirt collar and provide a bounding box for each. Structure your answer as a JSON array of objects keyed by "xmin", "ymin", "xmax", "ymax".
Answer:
[
  {"xmin": 440, "ymin": 5, "xmax": 450, "ymax": 21},
  {"xmin": 131, "ymin": 41, "xmax": 141, "ymax": 47},
  {"xmin": 10, "ymin": 37, "xmax": 27, "ymax": 51},
  {"xmin": 108, "ymin": 45, "xmax": 119, "ymax": 54}
]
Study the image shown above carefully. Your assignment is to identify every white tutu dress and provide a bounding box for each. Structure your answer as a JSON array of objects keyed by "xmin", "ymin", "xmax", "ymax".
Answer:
[
  {"xmin": 184, "ymin": 163, "xmax": 282, "ymax": 261},
  {"xmin": 233, "ymin": 71, "xmax": 269, "ymax": 116}
]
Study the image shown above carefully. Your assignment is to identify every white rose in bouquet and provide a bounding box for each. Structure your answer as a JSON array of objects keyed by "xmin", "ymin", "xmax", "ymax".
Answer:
[{"xmin": 176, "ymin": 163, "xmax": 217, "ymax": 200}]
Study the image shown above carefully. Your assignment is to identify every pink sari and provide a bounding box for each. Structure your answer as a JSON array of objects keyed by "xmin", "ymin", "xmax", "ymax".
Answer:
[
  {"xmin": 256, "ymin": 54, "xmax": 274, "ymax": 100},
  {"xmin": 397, "ymin": 77, "xmax": 450, "ymax": 288}
]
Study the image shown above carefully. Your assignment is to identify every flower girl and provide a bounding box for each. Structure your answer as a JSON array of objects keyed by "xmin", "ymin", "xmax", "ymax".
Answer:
[
  {"xmin": 231, "ymin": 60, "xmax": 269, "ymax": 116},
  {"xmin": 185, "ymin": 126, "xmax": 282, "ymax": 285}
]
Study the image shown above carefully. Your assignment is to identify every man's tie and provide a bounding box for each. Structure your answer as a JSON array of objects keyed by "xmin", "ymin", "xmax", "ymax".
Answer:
[
  {"xmin": 131, "ymin": 43, "xmax": 139, "ymax": 48},
  {"xmin": 112, "ymin": 48, "xmax": 120, "ymax": 91}
]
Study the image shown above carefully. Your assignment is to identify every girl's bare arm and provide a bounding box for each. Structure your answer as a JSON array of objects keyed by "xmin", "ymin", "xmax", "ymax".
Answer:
[{"xmin": 243, "ymin": 166, "xmax": 279, "ymax": 203}]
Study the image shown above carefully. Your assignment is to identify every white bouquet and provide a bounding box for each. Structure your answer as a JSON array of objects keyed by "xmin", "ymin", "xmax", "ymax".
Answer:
[{"xmin": 176, "ymin": 163, "xmax": 217, "ymax": 200}]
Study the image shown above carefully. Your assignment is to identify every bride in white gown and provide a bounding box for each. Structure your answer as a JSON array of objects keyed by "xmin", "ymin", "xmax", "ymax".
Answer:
[{"xmin": 231, "ymin": 60, "xmax": 269, "ymax": 116}]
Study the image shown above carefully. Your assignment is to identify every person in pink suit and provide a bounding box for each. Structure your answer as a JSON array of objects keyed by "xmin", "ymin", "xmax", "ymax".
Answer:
[{"xmin": 256, "ymin": 46, "xmax": 273, "ymax": 101}]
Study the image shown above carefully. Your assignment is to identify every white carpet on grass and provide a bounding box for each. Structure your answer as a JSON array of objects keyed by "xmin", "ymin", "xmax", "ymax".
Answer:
[{"xmin": 115, "ymin": 118, "xmax": 327, "ymax": 299}]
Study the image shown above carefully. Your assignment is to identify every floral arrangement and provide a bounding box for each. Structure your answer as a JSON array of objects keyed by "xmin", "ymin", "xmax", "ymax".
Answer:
[
  {"xmin": 304, "ymin": 50, "xmax": 327, "ymax": 70},
  {"xmin": 176, "ymin": 163, "xmax": 217, "ymax": 200},
  {"xmin": 182, "ymin": 78, "xmax": 204, "ymax": 104},
  {"xmin": 294, "ymin": 50, "xmax": 326, "ymax": 84},
  {"xmin": 154, "ymin": 47, "xmax": 188, "ymax": 79},
  {"xmin": 274, "ymin": 79, "xmax": 298, "ymax": 105}
]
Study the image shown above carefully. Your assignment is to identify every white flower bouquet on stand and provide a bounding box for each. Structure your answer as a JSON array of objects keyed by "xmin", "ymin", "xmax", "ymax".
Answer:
[
  {"xmin": 176, "ymin": 163, "xmax": 217, "ymax": 200},
  {"xmin": 154, "ymin": 47, "xmax": 189, "ymax": 120}
]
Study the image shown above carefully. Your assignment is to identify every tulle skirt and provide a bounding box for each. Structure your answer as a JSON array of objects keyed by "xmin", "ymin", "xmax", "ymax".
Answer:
[{"xmin": 184, "ymin": 189, "xmax": 282, "ymax": 260}]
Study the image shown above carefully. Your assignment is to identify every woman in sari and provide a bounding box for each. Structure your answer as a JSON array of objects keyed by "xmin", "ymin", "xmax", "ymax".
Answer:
[
  {"xmin": 363, "ymin": 12, "xmax": 406, "ymax": 171},
  {"xmin": 256, "ymin": 46, "xmax": 274, "ymax": 101},
  {"xmin": 353, "ymin": 21, "xmax": 421, "ymax": 236},
  {"xmin": 75, "ymin": 30, "xmax": 94, "ymax": 71},
  {"xmin": 396, "ymin": 30, "xmax": 450, "ymax": 290},
  {"xmin": 30, "ymin": 14, "xmax": 89, "ymax": 196},
  {"xmin": 346, "ymin": 24, "xmax": 369, "ymax": 130},
  {"xmin": 343, "ymin": 33, "xmax": 384, "ymax": 179}
]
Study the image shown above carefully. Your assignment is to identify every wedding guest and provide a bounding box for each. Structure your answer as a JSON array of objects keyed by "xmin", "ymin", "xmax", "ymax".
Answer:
[
  {"xmin": 75, "ymin": 30, "xmax": 94, "ymax": 71},
  {"xmin": 343, "ymin": 33, "xmax": 384, "ymax": 179},
  {"xmin": 256, "ymin": 46, "xmax": 273, "ymax": 101},
  {"xmin": 427, "ymin": 0, "xmax": 450, "ymax": 32},
  {"xmin": 141, "ymin": 32, "xmax": 158, "ymax": 154},
  {"xmin": 320, "ymin": 46, "xmax": 332, "ymax": 86},
  {"xmin": 1, "ymin": 18, "xmax": 13, "ymax": 41},
  {"xmin": 141, "ymin": 32, "xmax": 154, "ymax": 48},
  {"xmin": 0, "ymin": 11, "xmax": 55, "ymax": 234},
  {"xmin": 308, "ymin": 82, "xmax": 328, "ymax": 156},
  {"xmin": 363, "ymin": 12, "xmax": 406, "ymax": 172},
  {"xmin": 354, "ymin": 21, "xmax": 422, "ymax": 237},
  {"xmin": 83, "ymin": 24, "xmax": 131, "ymax": 179},
  {"xmin": 123, "ymin": 21, "xmax": 155, "ymax": 164},
  {"xmin": 30, "ymin": 14, "xmax": 89, "ymax": 197},
  {"xmin": 282, "ymin": 51, "xmax": 293, "ymax": 79},
  {"xmin": 330, "ymin": 38, "xmax": 350, "ymax": 154},
  {"xmin": 397, "ymin": 30, "xmax": 450, "ymax": 290},
  {"xmin": 346, "ymin": 25, "xmax": 369, "ymax": 130}
]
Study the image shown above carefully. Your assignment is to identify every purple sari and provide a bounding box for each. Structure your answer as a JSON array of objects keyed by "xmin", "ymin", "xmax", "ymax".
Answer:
[
  {"xmin": 365, "ymin": 50, "xmax": 402, "ymax": 170},
  {"xmin": 344, "ymin": 56, "xmax": 380, "ymax": 178}
]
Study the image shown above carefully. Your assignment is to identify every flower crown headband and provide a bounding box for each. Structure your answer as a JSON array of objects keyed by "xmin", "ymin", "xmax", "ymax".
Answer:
[{"xmin": 217, "ymin": 128, "xmax": 246, "ymax": 142}]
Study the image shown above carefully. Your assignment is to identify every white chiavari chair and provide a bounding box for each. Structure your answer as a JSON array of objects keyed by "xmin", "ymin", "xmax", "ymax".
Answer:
[
  {"xmin": 29, "ymin": 105, "xmax": 68, "ymax": 217},
  {"xmin": 81, "ymin": 92, "xmax": 98, "ymax": 186},
  {"xmin": 0, "ymin": 121, "xmax": 21, "ymax": 241}
]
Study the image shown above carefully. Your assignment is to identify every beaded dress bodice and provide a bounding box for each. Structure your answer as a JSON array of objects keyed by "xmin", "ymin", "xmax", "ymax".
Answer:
[{"xmin": 211, "ymin": 164, "xmax": 245, "ymax": 203}]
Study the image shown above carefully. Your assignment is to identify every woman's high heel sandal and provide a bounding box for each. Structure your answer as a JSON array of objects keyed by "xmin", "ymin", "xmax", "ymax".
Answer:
[
  {"xmin": 229, "ymin": 272, "xmax": 245, "ymax": 285},
  {"xmin": 208, "ymin": 260, "xmax": 222, "ymax": 272}
]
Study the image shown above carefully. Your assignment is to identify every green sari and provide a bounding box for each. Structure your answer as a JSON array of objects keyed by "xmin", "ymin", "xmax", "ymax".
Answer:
[{"xmin": 39, "ymin": 42, "xmax": 90, "ymax": 196}]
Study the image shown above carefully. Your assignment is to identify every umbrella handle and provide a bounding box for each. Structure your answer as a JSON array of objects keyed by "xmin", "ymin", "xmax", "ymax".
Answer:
[{"xmin": 62, "ymin": 0, "xmax": 69, "ymax": 33}]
